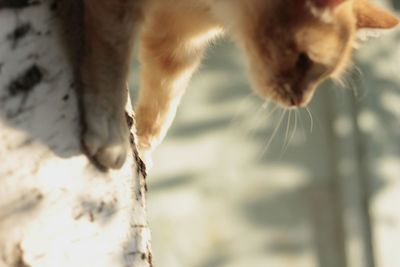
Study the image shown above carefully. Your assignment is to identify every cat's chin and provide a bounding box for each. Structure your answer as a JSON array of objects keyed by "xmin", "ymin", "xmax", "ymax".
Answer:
[
  {"xmin": 275, "ymin": 98, "xmax": 311, "ymax": 109},
  {"xmin": 284, "ymin": 83, "xmax": 318, "ymax": 108},
  {"xmin": 253, "ymin": 85, "xmax": 316, "ymax": 109},
  {"xmin": 250, "ymin": 73, "xmax": 317, "ymax": 107},
  {"xmin": 287, "ymin": 91, "xmax": 315, "ymax": 108}
]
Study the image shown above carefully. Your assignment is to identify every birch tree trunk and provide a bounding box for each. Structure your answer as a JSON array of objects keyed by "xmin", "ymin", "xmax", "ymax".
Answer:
[{"xmin": 0, "ymin": 1, "xmax": 152, "ymax": 266}]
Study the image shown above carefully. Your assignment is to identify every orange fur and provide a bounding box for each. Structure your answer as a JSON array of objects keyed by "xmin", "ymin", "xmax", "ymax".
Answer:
[{"xmin": 81, "ymin": 0, "xmax": 399, "ymax": 168}]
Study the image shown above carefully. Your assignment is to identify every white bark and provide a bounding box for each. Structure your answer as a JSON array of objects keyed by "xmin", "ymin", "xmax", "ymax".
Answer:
[{"xmin": 0, "ymin": 1, "xmax": 152, "ymax": 266}]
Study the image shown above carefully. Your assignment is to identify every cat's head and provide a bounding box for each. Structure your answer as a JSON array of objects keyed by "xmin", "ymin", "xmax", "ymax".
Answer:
[{"xmin": 214, "ymin": 0, "xmax": 399, "ymax": 107}]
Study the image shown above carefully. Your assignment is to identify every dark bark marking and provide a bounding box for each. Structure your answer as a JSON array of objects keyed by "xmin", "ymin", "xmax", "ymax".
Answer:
[
  {"xmin": 62, "ymin": 94, "xmax": 69, "ymax": 101},
  {"xmin": 12, "ymin": 244, "xmax": 31, "ymax": 267},
  {"xmin": 126, "ymin": 111, "xmax": 148, "ymax": 189},
  {"xmin": 75, "ymin": 198, "xmax": 119, "ymax": 223},
  {"xmin": 147, "ymin": 249, "xmax": 153, "ymax": 267},
  {"xmin": 4, "ymin": 65, "xmax": 43, "ymax": 119},
  {"xmin": 125, "ymin": 112, "xmax": 134, "ymax": 128},
  {"xmin": 89, "ymin": 211, "xmax": 94, "ymax": 222},
  {"xmin": 7, "ymin": 23, "xmax": 32, "ymax": 47},
  {"xmin": 0, "ymin": 190, "xmax": 43, "ymax": 221},
  {"xmin": 8, "ymin": 64, "xmax": 43, "ymax": 96},
  {"xmin": 50, "ymin": 0, "xmax": 57, "ymax": 11},
  {"xmin": 0, "ymin": 0, "xmax": 40, "ymax": 10},
  {"xmin": 131, "ymin": 136, "xmax": 147, "ymax": 181},
  {"xmin": 133, "ymin": 224, "xmax": 147, "ymax": 228}
]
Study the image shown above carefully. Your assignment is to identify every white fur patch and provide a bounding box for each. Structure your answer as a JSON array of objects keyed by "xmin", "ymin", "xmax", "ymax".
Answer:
[
  {"xmin": 357, "ymin": 28, "xmax": 383, "ymax": 42},
  {"xmin": 306, "ymin": 0, "xmax": 335, "ymax": 23}
]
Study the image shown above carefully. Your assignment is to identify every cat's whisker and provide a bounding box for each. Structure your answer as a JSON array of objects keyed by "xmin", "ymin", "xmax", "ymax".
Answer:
[
  {"xmin": 242, "ymin": 101, "xmax": 274, "ymax": 138},
  {"xmin": 334, "ymin": 75, "xmax": 347, "ymax": 89},
  {"xmin": 260, "ymin": 103, "xmax": 281, "ymax": 124},
  {"xmin": 350, "ymin": 65, "xmax": 368, "ymax": 101},
  {"xmin": 295, "ymin": 109, "xmax": 305, "ymax": 134},
  {"xmin": 295, "ymin": 109, "xmax": 309, "ymax": 144},
  {"xmin": 279, "ymin": 109, "xmax": 293, "ymax": 158},
  {"xmin": 229, "ymin": 94, "xmax": 263, "ymax": 139},
  {"xmin": 229, "ymin": 92, "xmax": 256, "ymax": 127},
  {"xmin": 289, "ymin": 110, "xmax": 298, "ymax": 145},
  {"xmin": 244, "ymin": 101, "xmax": 271, "ymax": 133},
  {"xmin": 283, "ymin": 109, "xmax": 299, "ymax": 157},
  {"xmin": 305, "ymin": 106, "xmax": 314, "ymax": 133},
  {"xmin": 262, "ymin": 100, "xmax": 271, "ymax": 109},
  {"xmin": 339, "ymin": 63, "xmax": 367, "ymax": 101},
  {"xmin": 259, "ymin": 108, "xmax": 286, "ymax": 158},
  {"xmin": 350, "ymin": 78, "xmax": 361, "ymax": 100},
  {"xmin": 247, "ymin": 102, "xmax": 280, "ymax": 136},
  {"xmin": 282, "ymin": 110, "xmax": 291, "ymax": 150},
  {"xmin": 345, "ymin": 68, "xmax": 361, "ymax": 99},
  {"xmin": 353, "ymin": 64, "xmax": 364, "ymax": 78}
]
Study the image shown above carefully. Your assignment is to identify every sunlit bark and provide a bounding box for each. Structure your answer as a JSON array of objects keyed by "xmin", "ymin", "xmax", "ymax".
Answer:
[{"xmin": 0, "ymin": 1, "xmax": 151, "ymax": 266}]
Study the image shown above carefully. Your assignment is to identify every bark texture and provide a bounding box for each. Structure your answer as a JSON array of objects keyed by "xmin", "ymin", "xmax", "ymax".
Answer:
[{"xmin": 0, "ymin": 1, "xmax": 152, "ymax": 266}]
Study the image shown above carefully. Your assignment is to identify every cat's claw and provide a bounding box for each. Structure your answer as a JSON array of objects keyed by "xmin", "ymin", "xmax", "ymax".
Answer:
[{"xmin": 83, "ymin": 106, "xmax": 129, "ymax": 169}]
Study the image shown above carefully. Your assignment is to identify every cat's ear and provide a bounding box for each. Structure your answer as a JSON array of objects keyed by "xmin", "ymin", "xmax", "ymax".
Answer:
[{"xmin": 354, "ymin": 1, "xmax": 399, "ymax": 29}]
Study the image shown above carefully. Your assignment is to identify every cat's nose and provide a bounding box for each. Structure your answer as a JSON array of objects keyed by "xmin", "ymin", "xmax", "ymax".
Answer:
[
  {"xmin": 289, "ymin": 94, "xmax": 302, "ymax": 107},
  {"xmin": 288, "ymin": 90, "xmax": 308, "ymax": 107}
]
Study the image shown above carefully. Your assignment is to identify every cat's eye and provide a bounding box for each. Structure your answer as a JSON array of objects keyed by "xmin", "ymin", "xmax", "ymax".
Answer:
[
  {"xmin": 295, "ymin": 52, "xmax": 330, "ymax": 82},
  {"xmin": 295, "ymin": 52, "xmax": 313, "ymax": 72}
]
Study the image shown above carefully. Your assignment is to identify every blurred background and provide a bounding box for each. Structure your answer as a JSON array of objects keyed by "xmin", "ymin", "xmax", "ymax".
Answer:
[{"xmin": 131, "ymin": 2, "xmax": 400, "ymax": 266}]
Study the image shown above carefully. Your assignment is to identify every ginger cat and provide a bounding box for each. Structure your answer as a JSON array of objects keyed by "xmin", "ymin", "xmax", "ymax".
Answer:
[{"xmin": 81, "ymin": 0, "xmax": 398, "ymax": 169}]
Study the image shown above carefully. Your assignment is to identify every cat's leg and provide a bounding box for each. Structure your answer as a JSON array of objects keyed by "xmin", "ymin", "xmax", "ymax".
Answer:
[
  {"xmin": 135, "ymin": 47, "xmax": 205, "ymax": 154},
  {"xmin": 81, "ymin": 0, "xmax": 137, "ymax": 169},
  {"xmin": 135, "ymin": 6, "xmax": 219, "ymax": 156}
]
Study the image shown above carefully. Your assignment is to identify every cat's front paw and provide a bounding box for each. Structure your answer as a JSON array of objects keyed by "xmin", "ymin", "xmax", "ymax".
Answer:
[{"xmin": 83, "ymin": 105, "xmax": 129, "ymax": 169}]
